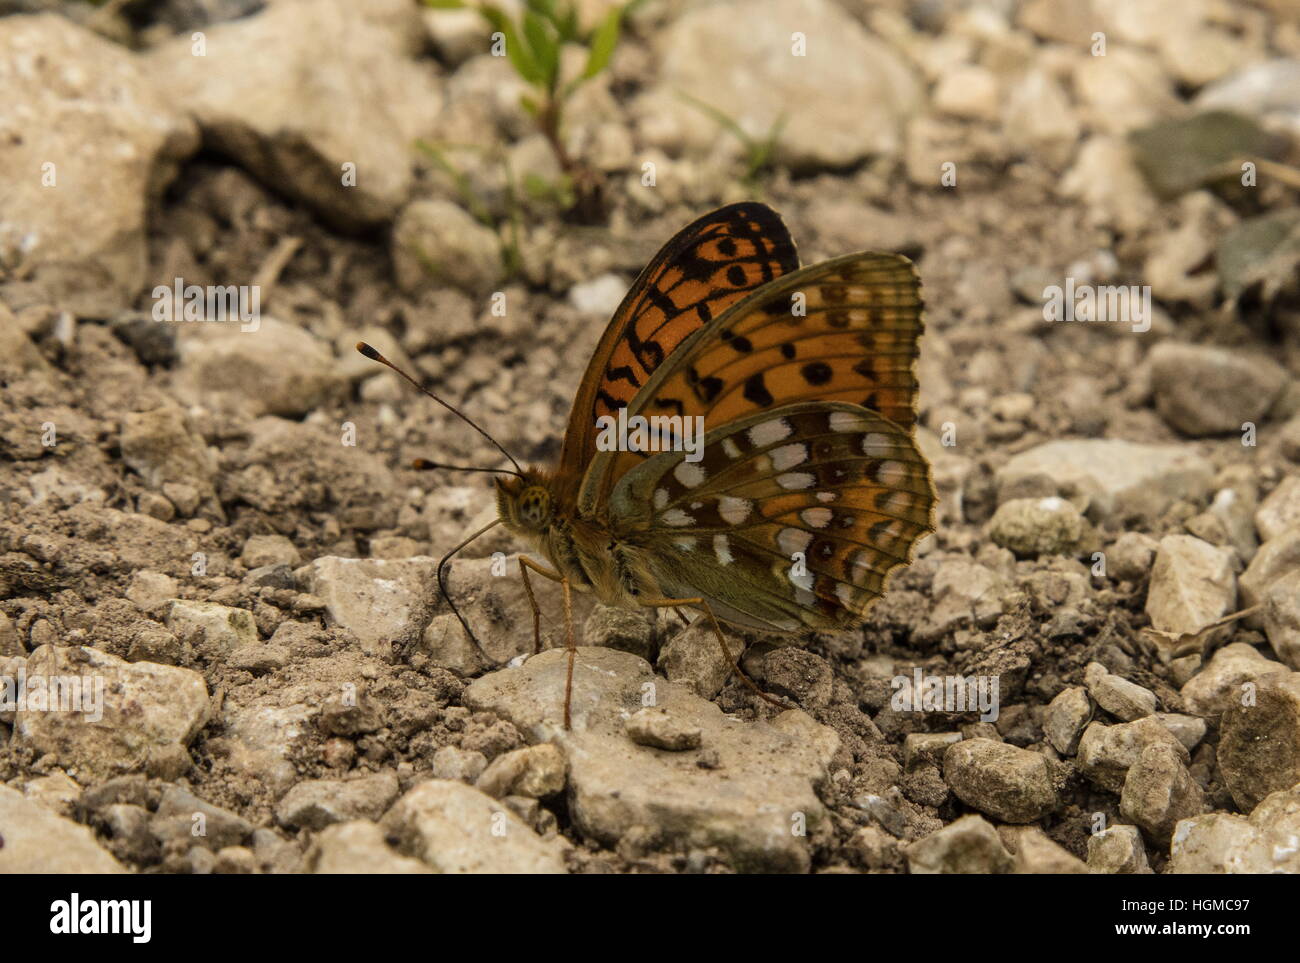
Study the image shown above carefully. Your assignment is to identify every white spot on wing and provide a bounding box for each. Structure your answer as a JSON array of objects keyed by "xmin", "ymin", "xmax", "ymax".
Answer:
[
  {"xmin": 777, "ymin": 472, "xmax": 815, "ymax": 490},
  {"xmin": 722, "ymin": 438, "xmax": 742, "ymax": 459},
  {"xmin": 654, "ymin": 488, "xmax": 669, "ymax": 510},
  {"xmin": 719, "ymin": 496, "xmax": 752, "ymax": 525},
  {"xmin": 861, "ymin": 432, "xmax": 892, "ymax": 454},
  {"xmin": 674, "ymin": 461, "xmax": 707, "ymax": 488},
  {"xmin": 771, "ymin": 443, "xmax": 807, "ymax": 471},
  {"xmin": 778, "ymin": 527, "xmax": 813, "ymax": 555},
  {"xmin": 662, "ymin": 508, "xmax": 694, "ymax": 527},
  {"xmin": 748, "ymin": 418, "xmax": 792, "ymax": 448},
  {"xmin": 801, "ymin": 507, "xmax": 832, "ymax": 528},
  {"xmin": 877, "ymin": 460, "xmax": 907, "ymax": 487},
  {"xmin": 713, "ymin": 534, "xmax": 733, "ymax": 565},
  {"xmin": 830, "ymin": 410, "xmax": 866, "ymax": 432}
]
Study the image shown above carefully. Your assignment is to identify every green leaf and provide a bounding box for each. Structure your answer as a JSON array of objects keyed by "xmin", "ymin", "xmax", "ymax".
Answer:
[
  {"xmin": 520, "ymin": 93, "xmax": 541, "ymax": 117},
  {"xmin": 421, "ymin": 0, "xmax": 465, "ymax": 8},
  {"xmin": 557, "ymin": 2, "xmax": 579, "ymax": 42},
  {"xmin": 677, "ymin": 90, "xmax": 753, "ymax": 148},
  {"xmin": 523, "ymin": 9, "xmax": 559, "ymax": 87},
  {"xmin": 582, "ymin": 7, "xmax": 621, "ymax": 79},
  {"xmin": 481, "ymin": 4, "xmax": 545, "ymax": 86}
]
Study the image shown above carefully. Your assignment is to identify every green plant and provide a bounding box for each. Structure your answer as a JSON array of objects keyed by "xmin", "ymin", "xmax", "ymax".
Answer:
[
  {"xmin": 677, "ymin": 91, "xmax": 787, "ymax": 190},
  {"xmin": 416, "ymin": 140, "xmax": 525, "ymax": 278},
  {"xmin": 424, "ymin": 0, "xmax": 627, "ymax": 223}
]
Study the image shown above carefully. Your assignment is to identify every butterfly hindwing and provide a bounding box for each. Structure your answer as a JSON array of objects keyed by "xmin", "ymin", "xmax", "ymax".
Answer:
[
  {"xmin": 554, "ymin": 202, "xmax": 799, "ymax": 504},
  {"xmin": 609, "ymin": 402, "xmax": 936, "ymax": 633},
  {"xmin": 583, "ymin": 251, "xmax": 924, "ymax": 513}
]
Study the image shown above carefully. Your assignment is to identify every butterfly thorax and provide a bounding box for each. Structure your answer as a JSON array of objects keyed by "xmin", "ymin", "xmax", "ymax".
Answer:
[{"xmin": 495, "ymin": 470, "xmax": 662, "ymax": 607}]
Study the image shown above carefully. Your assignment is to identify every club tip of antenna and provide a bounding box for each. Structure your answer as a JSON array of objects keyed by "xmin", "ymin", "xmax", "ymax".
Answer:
[
  {"xmin": 412, "ymin": 458, "xmax": 436, "ymax": 470},
  {"xmin": 355, "ymin": 341, "xmax": 381, "ymax": 361}
]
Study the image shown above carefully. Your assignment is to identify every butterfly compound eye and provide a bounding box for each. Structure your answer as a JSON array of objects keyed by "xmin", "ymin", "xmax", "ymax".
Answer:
[{"xmin": 519, "ymin": 487, "xmax": 551, "ymax": 529}]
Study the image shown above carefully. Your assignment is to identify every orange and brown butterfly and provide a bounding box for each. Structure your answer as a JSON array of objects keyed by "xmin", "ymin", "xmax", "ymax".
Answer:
[{"xmin": 358, "ymin": 201, "xmax": 936, "ymax": 728}]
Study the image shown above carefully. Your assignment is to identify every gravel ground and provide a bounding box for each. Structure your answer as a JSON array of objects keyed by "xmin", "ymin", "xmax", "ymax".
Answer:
[{"xmin": 1, "ymin": 0, "xmax": 1299, "ymax": 874}]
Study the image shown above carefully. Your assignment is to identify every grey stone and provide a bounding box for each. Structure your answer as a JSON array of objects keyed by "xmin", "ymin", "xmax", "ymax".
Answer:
[
  {"xmin": 1076, "ymin": 717, "xmax": 1189, "ymax": 793},
  {"xmin": 475, "ymin": 744, "xmax": 566, "ymax": 799},
  {"xmin": 1240, "ymin": 524, "xmax": 1300, "ymax": 615},
  {"xmin": 1145, "ymin": 535, "xmax": 1236, "ymax": 653},
  {"xmin": 942, "ymin": 738, "xmax": 1060, "ymax": 823},
  {"xmin": 1153, "ymin": 713, "xmax": 1208, "ymax": 752},
  {"xmin": 150, "ymin": 786, "xmax": 254, "ymax": 851},
  {"xmin": 637, "ymin": 0, "xmax": 919, "ymax": 169},
  {"xmin": 1218, "ymin": 673, "xmax": 1300, "ymax": 811},
  {"xmin": 305, "ymin": 820, "xmax": 433, "ymax": 874},
  {"xmin": 583, "ymin": 605, "xmax": 656, "ymax": 662},
  {"xmin": 1005, "ymin": 826, "xmax": 1088, "ymax": 874},
  {"xmin": 903, "ymin": 732, "xmax": 963, "ymax": 770},
  {"xmin": 143, "ymin": 0, "xmax": 438, "ymax": 229},
  {"xmin": 0, "ymin": 14, "xmax": 198, "ymax": 316},
  {"xmin": 906, "ymin": 815, "xmax": 1014, "ymax": 874},
  {"xmin": 996, "ymin": 439, "xmax": 1213, "ymax": 524},
  {"xmin": 625, "ymin": 707, "xmax": 703, "ymax": 751},
  {"xmin": 988, "ymin": 496, "xmax": 1093, "ymax": 558},
  {"xmin": 166, "ymin": 600, "xmax": 258, "ymax": 656},
  {"xmin": 1087, "ymin": 823, "xmax": 1152, "ymax": 874},
  {"xmin": 241, "ymin": 534, "xmax": 302, "ymax": 569},
  {"xmin": 0, "ymin": 786, "xmax": 125, "ymax": 873},
  {"xmin": 1119, "ymin": 743, "xmax": 1205, "ymax": 845},
  {"xmin": 1169, "ymin": 784, "xmax": 1300, "ymax": 873},
  {"xmin": 1044, "ymin": 686, "xmax": 1093, "ymax": 755},
  {"xmin": 1262, "ymin": 570, "xmax": 1300, "ymax": 669},
  {"xmin": 275, "ymin": 773, "xmax": 401, "ymax": 831},
  {"xmin": 298, "ymin": 555, "xmax": 439, "ymax": 658},
  {"xmin": 1150, "ymin": 343, "xmax": 1288, "ymax": 436},
  {"xmin": 392, "ymin": 199, "xmax": 505, "ymax": 295},
  {"xmin": 380, "ymin": 780, "xmax": 568, "ymax": 874},
  {"xmin": 1085, "ymin": 661, "xmax": 1157, "ymax": 721},
  {"xmin": 465, "ymin": 647, "xmax": 838, "ymax": 873},
  {"xmin": 656, "ymin": 621, "xmax": 732, "ymax": 699},
  {"xmin": 430, "ymin": 746, "xmax": 488, "ymax": 783},
  {"xmin": 1107, "ymin": 532, "xmax": 1158, "ymax": 581},
  {"xmin": 1179, "ymin": 642, "xmax": 1291, "ymax": 717},
  {"xmin": 13, "ymin": 645, "xmax": 209, "ymax": 782},
  {"xmin": 177, "ymin": 319, "xmax": 346, "ymax": 419}
]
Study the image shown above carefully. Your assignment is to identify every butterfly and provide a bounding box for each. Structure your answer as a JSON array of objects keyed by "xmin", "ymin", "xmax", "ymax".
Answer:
[{"xmin": 359, "ymin": 201, "xmax": 935, "ymax": 728}]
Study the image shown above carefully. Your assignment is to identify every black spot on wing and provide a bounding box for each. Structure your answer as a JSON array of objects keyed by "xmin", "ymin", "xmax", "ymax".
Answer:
[{"xmin": 743, "ymin": 372, "xmax": 774, "ymax": 408}]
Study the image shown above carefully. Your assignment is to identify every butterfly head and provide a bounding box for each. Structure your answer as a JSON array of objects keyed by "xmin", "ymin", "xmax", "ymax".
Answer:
[{"xmin": 495, "ymin": 470, "xmax": 554, "ymax": 535}]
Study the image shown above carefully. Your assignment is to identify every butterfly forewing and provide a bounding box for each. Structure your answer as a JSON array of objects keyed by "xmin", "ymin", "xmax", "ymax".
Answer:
[
  {"xmin": 609, "ymin": 402, "xmax": 936, "ymax": 633},
  {"xmin": 583, "ymin": 252, "xmax": 924, "ymax": 512},
  {"xmin": 554, "ymin": 202, "xmax": 798, "ymax": 503}
]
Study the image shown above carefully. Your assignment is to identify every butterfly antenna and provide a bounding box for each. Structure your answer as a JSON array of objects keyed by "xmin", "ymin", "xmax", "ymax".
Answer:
[
  {"xmin": 412, "ymin": 458, "xmax": 524, "ymax": 480},
  {"xmin": 436, "ymin": 517, "xmax": 503, "ymax": 667},
  {"xmin": 355, "ymin": 342, "xmax": 524, "ymax": 475}
]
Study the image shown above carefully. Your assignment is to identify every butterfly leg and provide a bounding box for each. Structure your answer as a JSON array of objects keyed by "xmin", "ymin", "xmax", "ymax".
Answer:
[
  {"xmin": 517, "ymin": 557, "xmax": 555, "ymax": 655},
  {"xmin": 517, "ymin": 556, "xmax": 577, "ymax": 730},
  {"xmin": 639, "ymin": 597, "xmax": 790, "ymax": 712}
]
